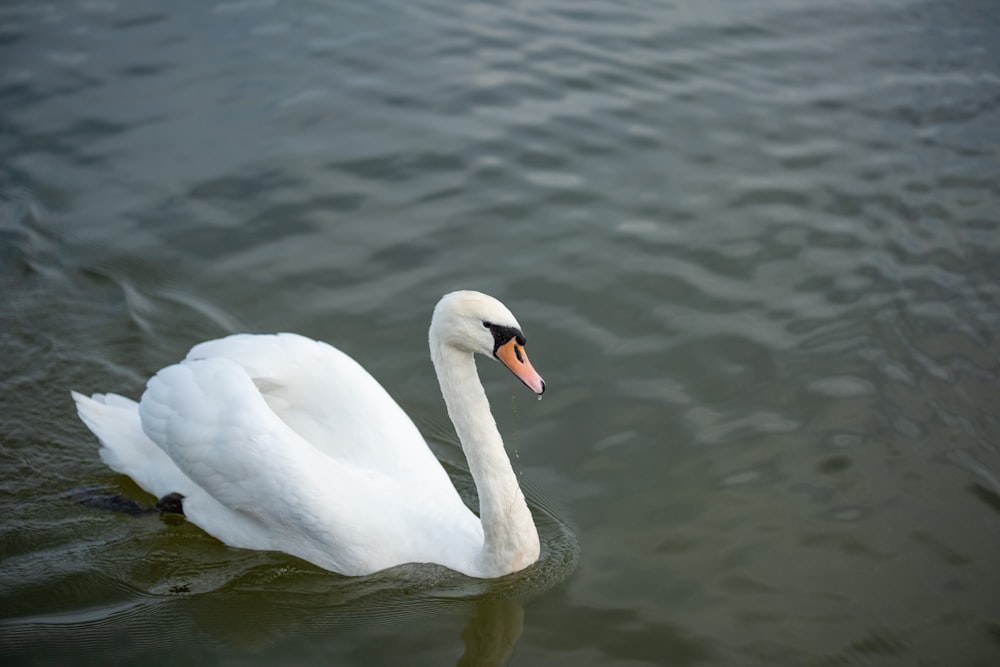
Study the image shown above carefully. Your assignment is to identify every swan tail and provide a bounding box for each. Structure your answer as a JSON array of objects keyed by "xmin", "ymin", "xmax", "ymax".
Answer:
[{"xmin": 71, "ymin": 390, "xmax": 193, "ymax": 499}]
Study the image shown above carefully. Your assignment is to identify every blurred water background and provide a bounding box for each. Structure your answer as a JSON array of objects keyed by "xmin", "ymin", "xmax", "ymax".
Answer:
[{"xmin": 2, "ymin": 0, "xmax": 1000, "ymax": 665}]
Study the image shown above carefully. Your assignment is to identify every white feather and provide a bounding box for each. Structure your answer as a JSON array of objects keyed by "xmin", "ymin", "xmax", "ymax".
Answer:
[{"xmin": 72, "ymin": 291, "xmax": 544, "ymax": 578}]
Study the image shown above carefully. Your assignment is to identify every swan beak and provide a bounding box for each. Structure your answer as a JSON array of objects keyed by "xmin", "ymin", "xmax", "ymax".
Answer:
[{"xmin": 495, "ymin": 338, "xmax": 546, "ymax": 395}]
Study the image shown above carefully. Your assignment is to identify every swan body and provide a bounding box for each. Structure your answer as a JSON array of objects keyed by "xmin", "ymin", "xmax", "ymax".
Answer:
[{"xmin": 72, "ymin": 290, "xmax": 545, "ymax": 578}]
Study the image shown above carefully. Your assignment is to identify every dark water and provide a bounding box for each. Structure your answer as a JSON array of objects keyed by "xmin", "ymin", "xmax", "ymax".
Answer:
[{"xmin": 3, "ymin": 0, "xmax": 1000, "ymax": 664}]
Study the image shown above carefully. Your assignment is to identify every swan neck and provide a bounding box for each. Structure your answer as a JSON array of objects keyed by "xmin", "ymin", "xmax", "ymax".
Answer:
[{"xmin": 430, "ymin": 341, "xmax": 539, "ymax": 576}]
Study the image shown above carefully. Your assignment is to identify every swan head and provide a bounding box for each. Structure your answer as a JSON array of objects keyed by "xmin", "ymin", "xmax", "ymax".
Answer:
[{"xmin": 430, "ymin": 290, "xmax": 546, "ymax": 395}]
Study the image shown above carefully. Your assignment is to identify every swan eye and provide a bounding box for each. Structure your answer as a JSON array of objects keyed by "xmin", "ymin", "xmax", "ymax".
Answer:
[{"xmin": 482, "ymin": 321, "xmax": 492, "ymax": 328}]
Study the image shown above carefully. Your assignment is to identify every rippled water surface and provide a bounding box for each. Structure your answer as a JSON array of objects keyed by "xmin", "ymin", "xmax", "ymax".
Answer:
[{"xmin": 3, "ymin": 0, "xmax": 1000, "ymax": 665}]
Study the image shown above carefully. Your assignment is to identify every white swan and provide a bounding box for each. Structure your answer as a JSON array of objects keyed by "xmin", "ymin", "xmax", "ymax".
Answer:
[{"xmin": 71, "ymin": 290, "xmax": 546, "ymax": 579}]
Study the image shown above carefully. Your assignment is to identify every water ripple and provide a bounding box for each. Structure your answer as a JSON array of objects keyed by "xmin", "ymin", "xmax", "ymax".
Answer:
[{"xmin": 3, "ymin": 0, "xmax": 1000, "ymax": 664}]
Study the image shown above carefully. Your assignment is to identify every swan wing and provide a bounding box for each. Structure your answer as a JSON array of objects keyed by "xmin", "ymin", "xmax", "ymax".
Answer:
[
  {"xmin": 137, "ymin": 350, "xmax": 480, "ymax": 574},
  {"xmin": 136, "ymin": 357, "xmax": 390, "ymax": 572},
  {"xmin": 184, "ymin": 333, "xmax": 444, "ymax": 478}
]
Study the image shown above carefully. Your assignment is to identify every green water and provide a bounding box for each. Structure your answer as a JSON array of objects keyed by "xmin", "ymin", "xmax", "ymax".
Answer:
[{"xmin": 2, "ymin": 0, "xmax": 999, "ymax": 664}]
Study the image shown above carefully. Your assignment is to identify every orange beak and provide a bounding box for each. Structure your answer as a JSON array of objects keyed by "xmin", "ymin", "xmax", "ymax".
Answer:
[{"xmin": 495, "ymin": 338, "xmax": 546, "ymax": 395}]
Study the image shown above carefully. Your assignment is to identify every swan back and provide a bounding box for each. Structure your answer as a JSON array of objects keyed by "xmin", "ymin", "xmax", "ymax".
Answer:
[{"xmin": 184, "ymin": 333, "xmax": 429, "ymax": 475}]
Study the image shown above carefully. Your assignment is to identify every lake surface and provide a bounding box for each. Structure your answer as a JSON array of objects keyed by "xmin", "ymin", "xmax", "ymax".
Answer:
[{"xmin": 2, "ymin": 0, "xmax": 1000, "ymax": 664}]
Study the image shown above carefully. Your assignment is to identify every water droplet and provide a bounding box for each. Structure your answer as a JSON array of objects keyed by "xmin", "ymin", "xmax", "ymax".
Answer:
[{"xmin": 537, "ymin": 394, "xmax": 543, "ymax": 401}]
